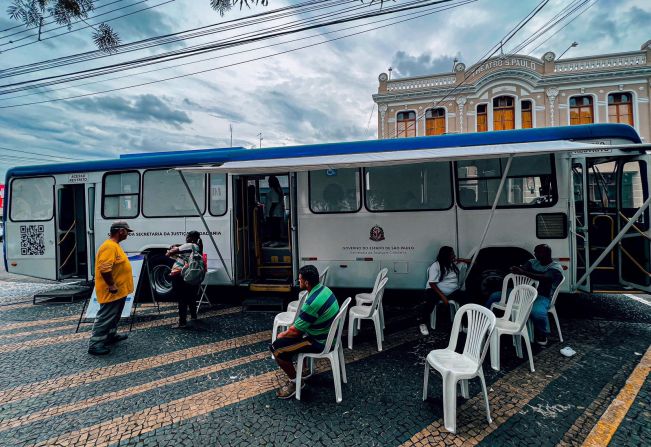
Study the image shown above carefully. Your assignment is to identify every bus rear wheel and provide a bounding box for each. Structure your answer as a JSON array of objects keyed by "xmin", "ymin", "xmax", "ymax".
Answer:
[{"xmin": 147, "ymin": 254, "xmax": 175, "ymax": 301}]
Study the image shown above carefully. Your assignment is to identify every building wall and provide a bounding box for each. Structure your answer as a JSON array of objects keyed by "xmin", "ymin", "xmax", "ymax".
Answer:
[{"xmin": 373, "ymin": 41, "xmax": 651, "ymax": 142}]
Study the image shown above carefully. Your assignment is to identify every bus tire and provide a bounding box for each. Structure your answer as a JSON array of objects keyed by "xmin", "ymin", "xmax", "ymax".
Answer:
[
  {"xmin": 147, "ymin": 253, "xmax": 175, "ymax": 301},
  {"xmin": 479, "ymin": 269, "xmax": 506, "ymax": 300}
]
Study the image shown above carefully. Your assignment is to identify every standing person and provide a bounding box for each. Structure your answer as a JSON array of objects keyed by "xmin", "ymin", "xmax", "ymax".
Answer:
[
  {"xmin": 421, "ymin": 246, "xmax": 472, "ymax": 334},
  {"xmin": 270, "ymin": 265, "xmax": 339, "ymax": 399},
  {"xmin": 166, "ymin": 231, "xmax": 205, "ymax": 329},
  {"xmin": 485, "ymin": 244, "xmax": 564, "ymax": 346},
  {"xmin": 88, "ymin": 221, "xmax": 134, "ymax": 356},
  {"xmin": 265, "ymin": 175, "xmax": 285, "ymax": 244}
]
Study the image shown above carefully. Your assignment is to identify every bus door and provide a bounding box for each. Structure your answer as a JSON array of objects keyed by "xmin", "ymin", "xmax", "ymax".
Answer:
[
  {"xmin": 232, "ymin": 174, "xmax": 292, "ymax": 287},
  {"xmin": 570, "ymin": 158, "xmax": 590, "ymax": 292},
  {"xmin": 55, "ymin": 183, "xmax": 88, "ymax": 279},
  {"xmin": 233, "ymin": 176, "xmax": 252, "ymax": 284},
  {"xmin": 616, "ymin": 156, "xmax": 651, "ymax": 292},
  {"xmin": 5, "ymin": 176, "xmax": 58, "ymax": 280}
]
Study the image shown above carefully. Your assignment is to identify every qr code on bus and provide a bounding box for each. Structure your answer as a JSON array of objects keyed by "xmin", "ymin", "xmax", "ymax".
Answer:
[{"xmin": 20, "ymin": 225, "xmax": 45, "ymax": 256}]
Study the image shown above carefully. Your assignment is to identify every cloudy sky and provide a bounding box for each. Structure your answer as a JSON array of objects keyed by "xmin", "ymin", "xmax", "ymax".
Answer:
[{"xmin": 0, "ymin": 0, "xmax": 650, "ymax": 179}]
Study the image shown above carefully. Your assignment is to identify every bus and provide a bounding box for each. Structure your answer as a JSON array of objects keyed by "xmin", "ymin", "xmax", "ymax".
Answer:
[{"xmin": 3, "ymin": 124, "xmax": 650, "ymax": 301}]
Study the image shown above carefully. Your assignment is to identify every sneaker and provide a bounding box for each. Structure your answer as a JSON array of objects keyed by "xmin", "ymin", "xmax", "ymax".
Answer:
[
  {"xmin": 276, "ymin": 381, "xmax": 297, "ymax": 399},
  {"xmin": 172, "ymin": 323, "xmax": 188, "ymax": 329},
  {"xmin": 88, "ymin": 346, "xmax": 111, "ymax": 356},
  {"xmin": 419, "ymin": 324, "xmax": 429, "ymax": 336},
  {"xmin": 535, "ymin": 336, "xmax": 548, "ymax": 346},
  {"xmin": 106, "ymin": 333, "xmax": 128, "ymax": 345}
]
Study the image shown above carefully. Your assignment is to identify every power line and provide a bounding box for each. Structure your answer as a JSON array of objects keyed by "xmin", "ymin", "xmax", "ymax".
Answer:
[
  {"xmin": 0, "ymin": 0, "xmax": 176, "ymax": 53},
  {"xmin": 0, "ymin": 0, "xmax": 389, "ymax": 81},
  {"xmin": 0, "ymin": 0, "xmax": 478, "ymax": 109},
  {"xmin": 0, "ymin": 0, "xmax": 476, "ymax": 102},
  {"xmin": 526, "ymin": 0, "xmax": 599, "ymax": 56},
  {"xmin": 0, "ymin": 0, "xmax": 353, "ymax": 77},
  {"xmin": 0, "ymin": 145, "xmax": 88, "ymax": 161},
  {"xmin": 396, "ymin": 0, "xmax": 551, "ymax": 136},
  {"xmin": 0, "ymin": 0, "xmax": 449, "ymax": 92},
  {"xmin": 0, "ymin": 0, "xmax": 130, "ymax": 42}
]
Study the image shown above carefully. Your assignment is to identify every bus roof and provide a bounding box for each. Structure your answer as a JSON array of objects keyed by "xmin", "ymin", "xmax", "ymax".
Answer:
[{"xmin": 5, "ymin": 124, "xmax": 642, "ymax": 180}]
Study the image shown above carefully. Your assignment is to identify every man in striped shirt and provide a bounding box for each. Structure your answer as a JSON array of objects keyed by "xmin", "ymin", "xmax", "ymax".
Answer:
[{"xmin": 270, "ymin": 265, "xmax": 340, "ymax": 399}]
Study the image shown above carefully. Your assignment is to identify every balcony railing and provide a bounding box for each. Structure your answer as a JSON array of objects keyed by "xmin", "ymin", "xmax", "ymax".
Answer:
[
  {"xmin": 386, "ymin": 75, "xmax": 456, "ymax": 91},
  {"xmin": 554, "ymin": 53, "xmax": 647, "ymax": 73}
]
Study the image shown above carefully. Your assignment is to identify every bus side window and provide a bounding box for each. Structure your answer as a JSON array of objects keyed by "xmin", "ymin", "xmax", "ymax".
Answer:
[
  {"xmin": 10, "ymin": 177, "xmax": 55, "ymax": 222},
  {"xmin": 142, "ymin": 170, "xmax": 206, "ymax": 217},
  {"xmin": 309, "ymin": 169, "xmax": 360, "ymax": 213},
  {"xmin": 365, "ymin": 162, "xmax": 452, "ymax": 212},
  {"xmin": 457, "ymin": 155, "xmax": 555, "ymax": 208},
  {"xmin": 103, "ymin": 171, "xmax": 140, "ymax": 219}
]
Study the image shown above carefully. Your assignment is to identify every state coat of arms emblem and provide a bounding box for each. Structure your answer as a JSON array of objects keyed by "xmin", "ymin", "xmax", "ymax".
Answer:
[{"xmin": 369, "ymin": 225, "xmax": 385, "ymax": 242}]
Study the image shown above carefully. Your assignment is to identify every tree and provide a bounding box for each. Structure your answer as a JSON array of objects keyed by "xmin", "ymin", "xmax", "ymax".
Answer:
[
  {"xmin": 6, "ymin": 0, "xmax": 383, "ymax": 53},
  {"xmin": 6, "ymin": 0, "xmax": 269, "ymax": 53}
]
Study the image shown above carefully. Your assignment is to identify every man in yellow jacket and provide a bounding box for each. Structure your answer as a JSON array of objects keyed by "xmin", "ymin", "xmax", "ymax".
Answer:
[{"xmin": 88, "ymin": 221, "xmax": 134, "ymax": 355}]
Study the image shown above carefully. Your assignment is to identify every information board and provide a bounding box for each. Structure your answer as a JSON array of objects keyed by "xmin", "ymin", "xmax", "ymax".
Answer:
[{"xmin": 85, "ymin": 255, "xmax": 143, "ymax": 319}]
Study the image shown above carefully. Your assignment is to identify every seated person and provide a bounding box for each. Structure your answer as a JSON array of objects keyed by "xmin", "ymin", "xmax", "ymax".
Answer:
[
  {"xmin": 270, "ymin": 265, "xmax": 339, "ymax": 399},
  {"xmin": 484, "ymin": 244, "xmax": 563, "ymax": 346},
  {"xmin": 421, "ymin": 246, "xmax": 472, "ymax": 330}
]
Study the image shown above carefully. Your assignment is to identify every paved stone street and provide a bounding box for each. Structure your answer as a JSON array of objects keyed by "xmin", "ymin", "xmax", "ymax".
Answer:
[{"xmin": 0, "ymin": 266, "xmax": 649, "ymax": 446}]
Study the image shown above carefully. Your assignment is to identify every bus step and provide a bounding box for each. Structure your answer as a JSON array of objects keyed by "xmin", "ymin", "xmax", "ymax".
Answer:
[{"xmin": 249, "ymin": 283, "xmax": 292, "ymax": 293}]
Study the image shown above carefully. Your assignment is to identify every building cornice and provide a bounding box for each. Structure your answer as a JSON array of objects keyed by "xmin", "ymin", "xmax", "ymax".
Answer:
[{"xmin": 373, "ymin": 67, "xmax": 651, "ymax": 104}]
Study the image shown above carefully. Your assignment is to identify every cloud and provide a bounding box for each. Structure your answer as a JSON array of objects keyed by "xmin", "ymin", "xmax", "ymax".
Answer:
[
  {"xmin": 391, "ymin": 51, "xmax": 462, "ymax": 77},
  {"xmin": 103, "ymin": 0, "xmax": 177, "ymax": 41},
  {"xmin": 67, "ymin": 94, "xmax": 192, "ymax": 127}
]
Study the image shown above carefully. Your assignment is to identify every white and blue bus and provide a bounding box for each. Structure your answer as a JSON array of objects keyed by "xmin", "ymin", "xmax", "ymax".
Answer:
[{"xmin": 3, "ymin": 124, "xmax": 650, "ymax": 300}]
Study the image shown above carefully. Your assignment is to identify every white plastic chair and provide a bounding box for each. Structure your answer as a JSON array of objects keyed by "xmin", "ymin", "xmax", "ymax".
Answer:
[
  {"xmin": 296, "ymin": 297, "xmax": 352, "ymax": 403},
  {"xmin": 347, "ymin": 277, "xmax": 388, "ymax": 352},
  {"xmin": 429, "ymin": 299, "xmax": 461, "ymax": 330},
  {"xmin": 354, "ymin": 268, "xmax": 389, "ymax": 329},
  {"xmin": 287, "ymin": 266, "xmax": 330, "ymax": 313},
  {"xmin": 422, "ymin": 304, "xmax": 496, "ymax": 434},
  {"xmin": 547, "ymin": 275, "xmax": 566, "ymax": 342},
  {"xmin": 272, "ymin": 290, "xmax": 308, "ymax": 344},
  {"xmin": 490, "ymin": 273, "xmax": 539, "ymax": 312},
  {"xmin": 489, "ymin": 284, "xmax": 538, "ymax": 372}
]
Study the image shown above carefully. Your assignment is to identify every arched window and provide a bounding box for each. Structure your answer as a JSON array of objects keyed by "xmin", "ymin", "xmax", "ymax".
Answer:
[
  {"xmin": 396, "ymin": 111, "xmax": 416, "ymax": 138},
  {"xmin": 425, "ymin": 108, "xmax": 446, "ymax": 136},
  {"xmin": 570, "ymin": 95, "xmax": 594, "ymax": 125},
  {"xmin": 477, "ymin": 104, "xmax": 488, "ymax": 132},
  {"xmin": 493, "ymin": 96, "xmax": 515, "ymax": 131},
  {"xmin": 521, "ymin": 100, "xmax": 533, "ymax": 129},
  {"xmin": 608, "ymin": 92, "xmax": 633, "ymax": 125}
]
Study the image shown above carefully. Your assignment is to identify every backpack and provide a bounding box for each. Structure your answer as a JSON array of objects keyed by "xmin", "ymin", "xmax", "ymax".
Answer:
[{"xmin": 182, "ymin": 246, "xmax": 206, "ymax": 285}]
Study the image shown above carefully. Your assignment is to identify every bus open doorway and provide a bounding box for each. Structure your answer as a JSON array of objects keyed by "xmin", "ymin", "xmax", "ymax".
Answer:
[{"xmin": 233, "ymin": 174, "xmax": 293, "ymax": 293}]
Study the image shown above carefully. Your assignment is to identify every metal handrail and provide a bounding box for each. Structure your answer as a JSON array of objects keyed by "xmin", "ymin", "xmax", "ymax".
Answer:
[
  {"xmin": 619, "ymin": 211, "xmax": 651, "ymax": 241},
  {"xmin": 57, "ymin": 220, "xmax": 76, "ymax": 245},
  {"xmin": 620, "ymin": 246, "xmax": 651, "ymax": 277}
]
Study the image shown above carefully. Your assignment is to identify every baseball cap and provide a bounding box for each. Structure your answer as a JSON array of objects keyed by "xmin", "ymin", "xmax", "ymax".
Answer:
[{"xmin": 111, "ymin": 220, "xmax": 134, "ymax": 233}]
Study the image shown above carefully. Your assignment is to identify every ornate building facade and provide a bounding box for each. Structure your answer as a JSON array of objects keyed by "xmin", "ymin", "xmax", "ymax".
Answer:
[{"xmin": 373, "ymin": 40, "xmax": 651, "ymax": 142}]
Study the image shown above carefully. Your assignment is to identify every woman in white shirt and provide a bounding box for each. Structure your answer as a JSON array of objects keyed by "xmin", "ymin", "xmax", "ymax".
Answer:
[{"xmin": 422, "ymin": 246, "xmax": 472, "ymax": 327}]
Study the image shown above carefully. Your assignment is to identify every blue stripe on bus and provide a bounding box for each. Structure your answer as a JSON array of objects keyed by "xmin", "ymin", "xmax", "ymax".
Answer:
[{"xmin": 5, "ymin": 124, "xmax": 641, "ymax": 180}]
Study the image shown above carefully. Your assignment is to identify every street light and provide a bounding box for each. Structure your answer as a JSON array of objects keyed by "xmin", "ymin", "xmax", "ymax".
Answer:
[{"xmin": 558, "ymin": 41, "xmax": 579, "ymax": 60}]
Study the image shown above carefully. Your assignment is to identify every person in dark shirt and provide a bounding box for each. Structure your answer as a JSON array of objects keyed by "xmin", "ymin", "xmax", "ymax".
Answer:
[{"xmin": 485, "ymin": 244, "xmax": 564, "ymax": 346}]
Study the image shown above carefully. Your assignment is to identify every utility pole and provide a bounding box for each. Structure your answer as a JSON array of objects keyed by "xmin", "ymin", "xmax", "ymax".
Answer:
[
  {"xmin": 229, "ymin": 124, "xmax": 233, "ymax": 147},
  {"xmin": 257, "ymin": 132, "xmax": 263, "ymax": 148},
  {"xmin": 388, "ymin": 66, "xmax": 393, "ymax": 80}
]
